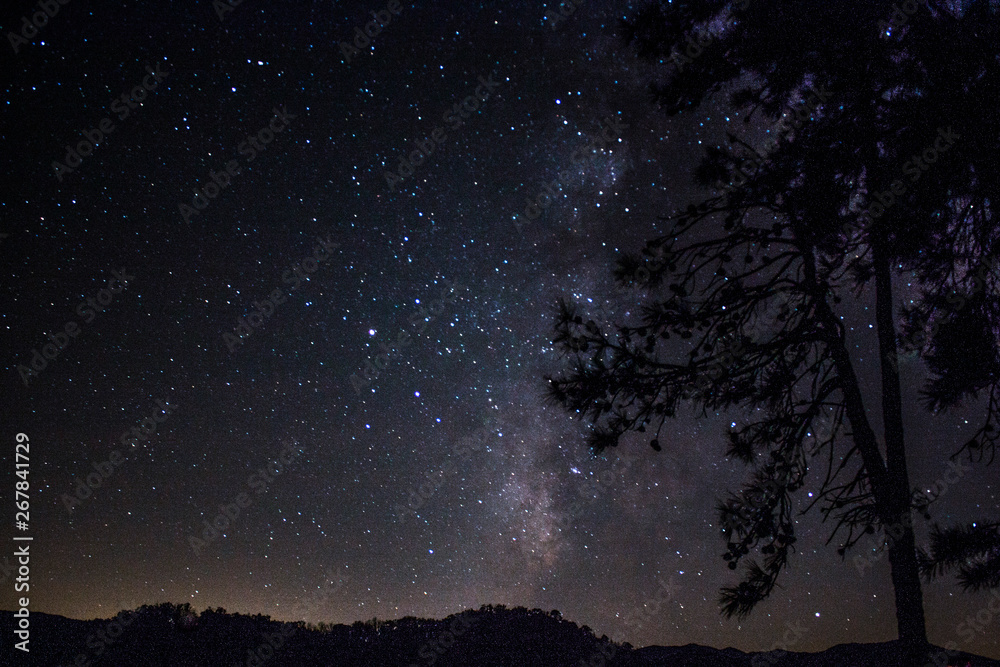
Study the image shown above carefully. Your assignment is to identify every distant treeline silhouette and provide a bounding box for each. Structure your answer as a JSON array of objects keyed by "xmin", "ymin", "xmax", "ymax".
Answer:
[
  {"xmin": 2, "ymin": 602, "xmax": 998, "ymax": 666},
  {"xmin": 1, "ymin": 602, "xmax": 628, "ymax": 667}
]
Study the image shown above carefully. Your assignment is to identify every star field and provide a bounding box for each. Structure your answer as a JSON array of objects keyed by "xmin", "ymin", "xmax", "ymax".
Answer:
[{"xmin": 2, "ymin": 0, "xmax": 997, "ymax": 660}]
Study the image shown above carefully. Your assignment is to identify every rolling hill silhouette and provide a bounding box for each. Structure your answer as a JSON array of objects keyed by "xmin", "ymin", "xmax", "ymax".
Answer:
[{"xmin": 2, "ymin": 603, "xmax": 997, "ymax": 666}]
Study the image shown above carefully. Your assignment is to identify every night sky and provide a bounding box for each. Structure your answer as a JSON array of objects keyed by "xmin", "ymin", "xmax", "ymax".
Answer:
[{"xmin": 2, "ymin": 0, "xmax": 997, "ymax": 659}]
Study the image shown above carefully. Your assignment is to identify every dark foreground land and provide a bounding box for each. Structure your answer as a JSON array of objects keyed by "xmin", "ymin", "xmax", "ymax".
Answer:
[{"xmin": 2, "ymin": 604, "xmax": 997, "ymax": 667}]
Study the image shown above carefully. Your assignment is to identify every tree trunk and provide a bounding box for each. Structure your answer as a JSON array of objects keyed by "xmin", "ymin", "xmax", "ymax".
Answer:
[
  {"xmin": 885, "ymin": 511, "xmax": 929, "ymax": 651},
  {"xmin": 872, "ymin": 236, "xmax": 928, "ymax": 650}
]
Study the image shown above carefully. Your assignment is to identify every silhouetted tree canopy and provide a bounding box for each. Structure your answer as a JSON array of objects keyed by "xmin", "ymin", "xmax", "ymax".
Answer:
[{"xmin": 546, "ymin": 0, "xmax": 1000, "ymax": 654}]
